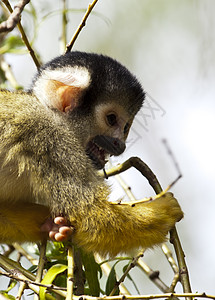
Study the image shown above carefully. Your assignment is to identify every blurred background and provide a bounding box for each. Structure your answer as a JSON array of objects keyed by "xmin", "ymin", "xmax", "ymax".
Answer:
[{"xmin": 2, "ymin": 0, "xmax": 215, "ymax": 295}]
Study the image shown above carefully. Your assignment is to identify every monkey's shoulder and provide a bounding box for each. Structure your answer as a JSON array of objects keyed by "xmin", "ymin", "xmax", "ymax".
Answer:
[
  {"xmin": 0, "ymin": 89, "xmax": 89, "ymax": 166},
  {"xmin": 0, "ymin": 88, "xmax": 30, "ymax": 100},
  {"xmin": 0, "ymin": 89, "xmax": 56, "ymax": 125},
  {"xmin": 0, "ymin": 89, "xmax": 38, "ymax": 113},
  {"xmin": 0, "ymin": 89, "xmax": 64, "ymax": 153}
]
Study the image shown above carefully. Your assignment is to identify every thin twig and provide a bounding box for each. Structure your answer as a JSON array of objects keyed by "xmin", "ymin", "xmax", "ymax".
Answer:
[
  {"xmin": 169, "ymin": 273, "xmax": 180, "ymax": 294},
  {"xmin": 161, "ymin": 244, "xmax": 180, "ymax": 292},
  {"xmin": 65, "ymin": 0, "xmax": 99, "ymax": 53},
  {"xmin": 162, "ymin": 139, "xmax": 182, "ymax": 179},
  {"xmin": 2, "ymin": 0, "xmax": 40, "ymax": 68},
  {"xmin": 0, "ymin": 254, "xmax": 35, "ymax": 281},
  {"xmin": 161, "ymin": 244, "xmax": 179, "ymax": 275},
  {"xmin": 68, "ymin": 292, "xmax": 214, "ymax": 300},
  {"xmin": 60, "ymin": 0, "xmax": 68, "ymax": 53},
  {"xmin": 109, "ymin": 252, "xmax": 144, "ymax": 296},
  {"xmin": 0, "ymin": 269, "xmax": 56, "ymax": 300},
  {"xmin": 137, "ymin": 259, "xmax": 169, "ymax": 293},
  {"xmin": 17, "ymin": 281, "xmax": 27, "ymax": 300},
  {"xmin": 0, "ymin": 58, "xmax": 22, "ymax": 89},
  {"xmin": 34, "ymin": 241, "xmax": 47, "ymax": 300},
  {"xmin": 115, "ymin": 174, "xmax": 137, "ymax": 202},
  {"xmin": 101, "ymin": 157, "xmax": 182, "ymax": 195},
  {"xmin": 0, "ymin": 254, "xmax": 67, "ymax": 298},
  {"xmin": 0, "ymin": 269, "xmax": 67, "ymax": 291},
  {"xmin": 74, "ymin": 248, "xmax": 85, "ymax": 295},
  {"xmin": 66, "ymin": 245, "xmax": 75, "ymax": 300},
  {"xmin": 170, "ymin": 229, "xmax": 192, "ymax": 298},
  {"xmin": 95, "ymin": 254, "xmax": 130, "ymax": 295},
  {"xmin": 12, "ymin": 243, "xmax": 38, "ymax": 265},
  {"xmin": 99, "ymin": 157, "xmax": 163, "ymax": 193},
  {"xmin": 1, "ymin": 245, "xmax": 15, "ymax": 257}
]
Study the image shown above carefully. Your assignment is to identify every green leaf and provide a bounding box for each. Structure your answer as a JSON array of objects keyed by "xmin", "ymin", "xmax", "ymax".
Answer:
[
  {"xmin": 54, "ymin": 273, "xmax": 67, "ymax": 289},
  {"xmin": 28, "ymin": 265, "xmax": 38, "ymax": 273},
  {"xmin": 5, "ymin": 35, "xmax": 24, "ymax": 48},
  {"xmin": 122, "ymin": 264, "xmax": 132, "ymax": 280},
  {"xmin": 0, "ymin": 36, "xmax": 24, "ymax": 54},
  {"xmin": 3, "ymin": 279, "xmax": 17, "ymax": 293},
  {"xmin": 81, "ymin": 251, "xmax": 101, "ymax": 296},
  {"xmin": 45, "ymin": 241, "xmax": 67, "ymax": 260},
  {"xmin": 0, "ymin": 291, "xmax": 15, "ymax": 299},
  {"xmin": 105, "ymin": 264, "xmax": 119, "ymax": 296},
  {"xmin": 39, "ymin": 264, "xmax": 67, "ymax": 300},
  {"xmin": 122, "ymin": 264, "xmax": 140, "ymax": 294}
]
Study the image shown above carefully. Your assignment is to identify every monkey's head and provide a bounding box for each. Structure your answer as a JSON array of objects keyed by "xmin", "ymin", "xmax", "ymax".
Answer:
[{"xmin": 32, "ymin": 52, "xmax": 145, "ymax": 169}]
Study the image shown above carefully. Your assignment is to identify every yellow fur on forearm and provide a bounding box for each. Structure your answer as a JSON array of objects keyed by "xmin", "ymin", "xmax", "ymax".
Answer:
[
  {"xmin": 0, "ymin": 203, "xmax": 49, "ymax": 243},
  {"xmin": 70, "ymin": 192, "xmax": 183, "ymax": 257}
]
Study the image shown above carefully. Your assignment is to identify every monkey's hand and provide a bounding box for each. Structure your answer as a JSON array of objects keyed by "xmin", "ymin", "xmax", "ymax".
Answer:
[{"xmin": 41, "ymin": 217, "xmax": 74, "ymax": 242}]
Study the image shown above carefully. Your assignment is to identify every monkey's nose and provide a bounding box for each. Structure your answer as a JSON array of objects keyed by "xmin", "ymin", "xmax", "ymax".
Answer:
[{"xmin": 112, "ymin": 138, "xmax": 126, "ymax": 155}]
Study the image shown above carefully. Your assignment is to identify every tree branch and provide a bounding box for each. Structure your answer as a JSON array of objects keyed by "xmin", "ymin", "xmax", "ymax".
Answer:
[
  {"xmin": 65, "ymin": 0, "xmax": 99, "ymax": 53},
  {"xmin": 0, "ymin": 0, "xmax": 30, "ymax": 33},
  {"xmin": 1, "ymin": 0, "xmax": 40, "ymax": 68}
]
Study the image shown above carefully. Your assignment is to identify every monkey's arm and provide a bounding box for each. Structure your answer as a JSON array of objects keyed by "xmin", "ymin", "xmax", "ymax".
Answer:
[
  {"xmin": 0, "ymin": 203, "xmax": 49, "ymax": 243},
  {"xmin": 69, "ymin": 191, "xmax": 183, "ymax": 257}
]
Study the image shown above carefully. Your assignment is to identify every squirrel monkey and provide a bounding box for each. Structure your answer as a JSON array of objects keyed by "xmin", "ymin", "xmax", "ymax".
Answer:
[{"xmin": 0, "ymin": 52, "xmax": 183, "ymax": 257}]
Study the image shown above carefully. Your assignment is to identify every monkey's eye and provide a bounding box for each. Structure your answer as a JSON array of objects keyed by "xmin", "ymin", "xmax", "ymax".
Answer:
[
  {"xmin": 106, "ymin": 113, "xmax": 117, "ymax": 127},
  {"xmin": 124, "ymin": 122, "xmax": 130, "ymax": 134}
]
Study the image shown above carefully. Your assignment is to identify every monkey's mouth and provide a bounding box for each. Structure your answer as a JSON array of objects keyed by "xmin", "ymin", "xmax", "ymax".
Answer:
[
  {"xmin": 86, "ymin": 140, "xmax": 109, "ymax": 170},
  {"xmin": 86, "ymin": 135, "xmax": 126, "ymax": 170}
]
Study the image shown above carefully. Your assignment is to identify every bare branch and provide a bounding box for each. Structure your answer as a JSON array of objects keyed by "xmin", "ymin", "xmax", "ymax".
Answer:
[
  {"xmin": 0, "ymin": 0, "xmax": 30, "ymax": 33},
  {"xmin": 79, "ymin": 293, "xmax": 215, "ymax": 300},
  {"xmin": 109, "ymin": 252, "xmax": 144, "ymax": 296},
  {"xmin": 65, "ymin": 0, "xmax": 99, "ymax": 53},
  {"xmin": 66, "ymin": 246, "xmax": 75, "ymax": 300},
  {"xmin": 1, "ymin": 0, "xmax": 40, "ymax": 68},
  {"xmin": 0, "ymin": 269, "xmax": 67, "ymax": 291},
  {"xmin": 137, "ymin": 258, "xmax": 169, "ymax": 293},
  {"xmin": 34, "ymin": 241, "xmax": 47, "ymax": 300}
]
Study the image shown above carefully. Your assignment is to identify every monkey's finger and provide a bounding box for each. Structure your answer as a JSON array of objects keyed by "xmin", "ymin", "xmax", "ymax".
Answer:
[
  {"xmin": 59, "ymin": 226, "xmax": 74, "ymax": 236},
  {"xmin": 54, "ymin": 233, "xmax": 66, "ymax": 242},
  {"xmin": 49, "ymin": 230, "xmax": 57, "ymax": 240},
  {"xmin": 54, "ymin": 216, "xmax": 68, "ymax": 225},
  {"xmin": 53, "ymin": 230, "xmax": 73, "ymax": 242},
  {"xmin": 49, "ymin": 226, "xmax": 74, "ymax": 241}
]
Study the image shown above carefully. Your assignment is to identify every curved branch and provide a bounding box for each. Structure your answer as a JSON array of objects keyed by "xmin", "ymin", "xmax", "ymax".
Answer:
[{"xmin": 0, "ymin": 0, "xmax": 30, "ymax": 33}]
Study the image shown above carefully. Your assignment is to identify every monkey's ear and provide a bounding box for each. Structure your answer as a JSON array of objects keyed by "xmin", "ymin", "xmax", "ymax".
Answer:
[{"xmin": 33, "ymin": 66, "xmax": 91, "ymax": 112}]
